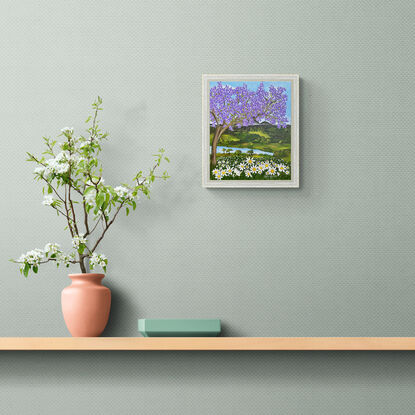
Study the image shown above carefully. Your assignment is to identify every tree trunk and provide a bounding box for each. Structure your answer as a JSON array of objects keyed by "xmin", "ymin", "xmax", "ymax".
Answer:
[
  {"xmin": 79, "ymin": 254, "xmax": 87, "ymax": 274},
  {"xmin": 210, "ymin": 127, "xmax": 225, "ymax": 166}
]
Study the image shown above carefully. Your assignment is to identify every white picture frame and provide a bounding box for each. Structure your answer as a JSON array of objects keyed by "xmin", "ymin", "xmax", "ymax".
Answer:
[{"xmin": 202, "ymin": 74, "xmax": 299, "ymax": 188}]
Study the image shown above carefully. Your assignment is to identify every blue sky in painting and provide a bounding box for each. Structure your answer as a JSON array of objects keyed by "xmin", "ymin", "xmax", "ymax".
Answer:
[{"xmin": 210, "ymin": 80, "xmax": 291, "ymax": 123}]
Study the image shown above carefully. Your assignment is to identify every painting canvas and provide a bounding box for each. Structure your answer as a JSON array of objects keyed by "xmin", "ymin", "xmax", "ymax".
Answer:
[{"xmin": 202, "ymin": 74, "xmax": 299, "ymax": 188}]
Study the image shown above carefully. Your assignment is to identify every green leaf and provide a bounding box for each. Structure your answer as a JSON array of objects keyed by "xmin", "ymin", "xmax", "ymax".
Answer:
[
  {"xmin": 96, "ymin": 192, "xmax": 105, "ymax": 208},
  {"xmin": 85, "ymin": 116, "xmax": 92, "ymax": 123},
  {"xmin": 33, "ymin": 265, "xmax": 38, "ymax": 274},
  {"xmin": 126, "ymin": 207, "xmax": 129, "ymax": 216},
  {"xmin": 84, "ymin": 186, "xmax": 95, "ymax": 196},
  {"xmin": 48, "ymin": 185, "xmax": 53, "ymax": 194},
  {"xmin": 132, "ymin": 200, "xmax": 137, "ymax": 210},
  {"xmin": 23, "ymin": 263, "xmax": 30, "ymax": 278},
  {"xmin": 78, "ymin": 244, "xmax": 85, "ymax": 255}
]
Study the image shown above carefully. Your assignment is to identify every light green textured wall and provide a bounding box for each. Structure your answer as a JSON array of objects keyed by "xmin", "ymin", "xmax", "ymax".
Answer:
[{"xmin": 0, "ymin": 0, "xmax": 414, "ymax": 413}]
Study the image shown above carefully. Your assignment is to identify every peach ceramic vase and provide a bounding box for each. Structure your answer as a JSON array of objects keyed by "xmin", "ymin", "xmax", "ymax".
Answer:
[{"xmin": 61, "ymin": 273, "xmax": 111, "ymax": 337}]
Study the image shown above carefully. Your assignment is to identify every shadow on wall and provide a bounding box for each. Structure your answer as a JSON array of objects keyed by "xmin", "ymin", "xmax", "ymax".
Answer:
[
  {"xmin": 102, "ymin": 282, "xmax": 140, "ymax": 337},
  {"xmin": 2, "ymin": 350, "xmax": 415, "ymax": 385},
  {"xmin": 220, "ymin": 321, "xmax": 245, "ymax": 337}
]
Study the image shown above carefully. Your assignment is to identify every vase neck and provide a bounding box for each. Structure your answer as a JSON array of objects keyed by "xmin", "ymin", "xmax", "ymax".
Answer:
[{"xmin": 68, "ymin": 273, "xmax": 105, "ymax": 286}]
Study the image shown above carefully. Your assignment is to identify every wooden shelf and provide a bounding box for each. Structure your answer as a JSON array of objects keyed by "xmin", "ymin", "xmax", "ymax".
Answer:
[{"xmin": 1, "ymin": 337, "xmax": 415, "ymax": 350}]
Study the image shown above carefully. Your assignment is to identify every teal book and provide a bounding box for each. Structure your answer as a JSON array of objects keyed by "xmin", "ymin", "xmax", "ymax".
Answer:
[{"xmin": 138, "ymin": 319, "xmax": 221, "ymax": 337}]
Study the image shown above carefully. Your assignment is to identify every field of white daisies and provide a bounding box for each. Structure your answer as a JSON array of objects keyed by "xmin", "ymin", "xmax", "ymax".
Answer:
[{"xmin": 211, "ymin": 154, "xmax": 290, "ymax": 181}]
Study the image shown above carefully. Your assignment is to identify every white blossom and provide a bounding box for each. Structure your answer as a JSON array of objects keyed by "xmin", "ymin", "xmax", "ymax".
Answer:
[
  {"xmin": 114, "ymin": 186, "xmax": 129, "ymax": 198},
  {"xmin": 114, "ymin": 185, "xmax": 136, "ymax": 201},
  {"xmin": 44, "ymin": 243, "xmax": 61, "ymax": 255},
  {"xmin": 18, "ymin": 249, "xmax": 44, "ymax": 266},
  {"xmin": 79, "ymin": 141, "xmax": 90, "ymax": 149},
  {"xmin": 90, "ymin": 252, "xmax": 107, "ymax": 271},
  {"xmin": 35, "ymin": 152, "xmax": 70, "ymax": 176},
  {"xmin": 61, "ymin": 127, "xmax": 74, "ymax": 135},
  {"xmin": 42, "ymin": 195, "xmax": 55, "ymax": 206},
  {"xmin": 84, "ymin": 189, "xmax": 96, "ymax": 206},
  {"xmin": 72, "ymin": 234, "xmax": 87, "ymax": 249},
  {"xmin": 48, "ymin": 152, "xmax": 70, "ymax": 174},
  {"xmin": 34, "ymin": 166, "xmax": 46, "ymax": 175},
  {"xmin": 57, "ymin": 252, "xmax": 75, "ymax": 266}
]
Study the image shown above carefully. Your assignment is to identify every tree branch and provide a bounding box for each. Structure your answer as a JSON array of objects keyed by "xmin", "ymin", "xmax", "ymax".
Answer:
[
  {"xmin": 210, "ymin": 110, "xmax": 220, "ymax": 126},
  {"xmin": 89, "ymin": 213, "xmax": 104, "ymax": 235},
  {"xmin": 67, "ymin": 138, "xmax": 80, "ymax": 236},
  {"xmin": 40, "ymin": 177, "xmax": 65, "ymax": 203},
  {"xmin": 91, "ymin": 201, "xmax": 126, "ymax": 253},
  {"xmin": 15, "ymin": 257, "xmax": 79, "ymax": 265},
  {"xmin": 83, "ymin": 201, "xmax": 91, "ymax": 236},
  {"xmin": 68, "ymin": 183, "xmax": 79, "ymax": 235},
  {"xmin": 49, "ymin": 204, "xmax": 73, "ymax": 221},
  {"xmin": 64, "ymin": 184, "xmax": 74, "ymax": 237}
]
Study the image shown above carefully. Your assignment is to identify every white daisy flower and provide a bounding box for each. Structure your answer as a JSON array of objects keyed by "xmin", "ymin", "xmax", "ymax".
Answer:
[
  {"xmin": 244, "ymin": 170, "xmax": 252, "ymax": 178},
  {"xmin": 246, "ymin": 158, "xmax": 254, "ymax": 165}
]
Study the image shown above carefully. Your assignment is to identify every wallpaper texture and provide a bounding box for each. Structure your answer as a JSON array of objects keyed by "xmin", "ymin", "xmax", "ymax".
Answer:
[{"xmin": 0, "ymin": 0, "xmax": 414, "ymax": 413}]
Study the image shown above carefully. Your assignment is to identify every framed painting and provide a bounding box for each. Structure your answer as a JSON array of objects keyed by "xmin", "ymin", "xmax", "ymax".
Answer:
[{"xmin": 202, "ymin": 74, "xmax": 299, "ymax": 188}]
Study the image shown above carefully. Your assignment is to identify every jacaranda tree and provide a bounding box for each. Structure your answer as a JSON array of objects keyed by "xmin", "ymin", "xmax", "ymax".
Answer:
[{"xmin": 209, "ymin": 82, "xmax": 288, "ymax": 165}]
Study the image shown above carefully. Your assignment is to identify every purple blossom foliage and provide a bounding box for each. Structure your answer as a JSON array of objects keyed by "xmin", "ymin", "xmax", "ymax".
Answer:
[{"xmin": 210, "ymin": 82, "xmax": 288, "ymax": 130}]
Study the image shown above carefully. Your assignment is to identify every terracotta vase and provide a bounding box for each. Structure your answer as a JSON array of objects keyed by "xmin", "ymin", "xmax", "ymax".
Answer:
[{"xmin": 61, "ymin": 273, "xmax": 111, "ymax": 337}]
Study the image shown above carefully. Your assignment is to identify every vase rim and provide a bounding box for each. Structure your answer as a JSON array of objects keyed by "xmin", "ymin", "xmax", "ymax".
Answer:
[{"xmin": 68, "ymin": 273, "xmax": 105, "ymax": 278}]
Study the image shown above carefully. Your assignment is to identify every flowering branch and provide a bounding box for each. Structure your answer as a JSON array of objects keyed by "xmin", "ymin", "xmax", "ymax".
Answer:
[{"xmin": 13, "ymin": 97, "xmax": 169, "ymax": 277}]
